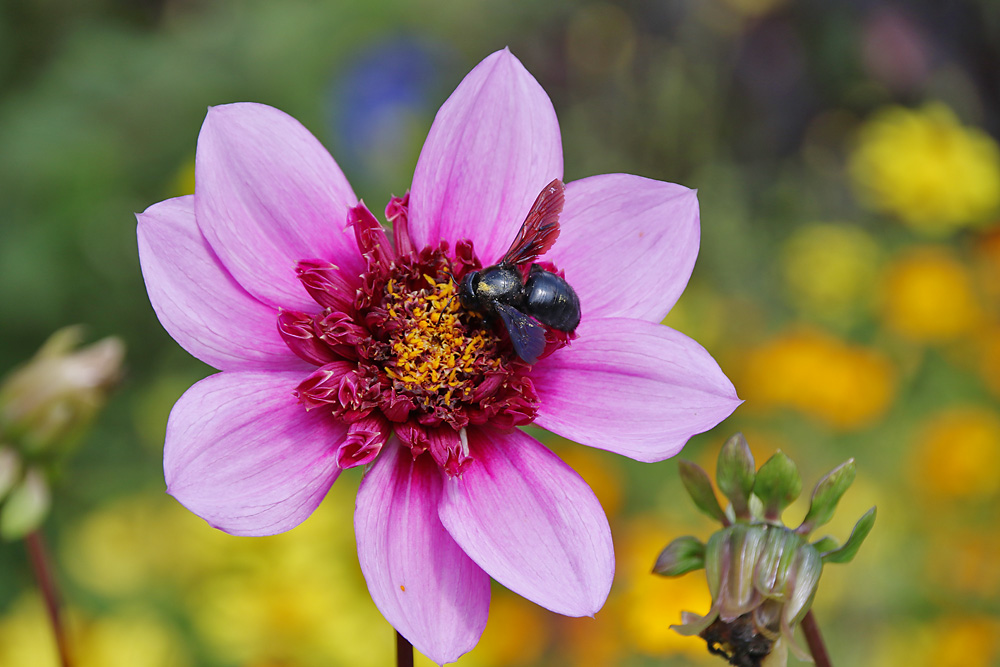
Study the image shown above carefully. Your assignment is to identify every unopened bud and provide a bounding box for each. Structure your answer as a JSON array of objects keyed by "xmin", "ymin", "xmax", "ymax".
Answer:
[
  {"xmin": 0, "ymin": 466, "xmax": 51, "ymax": 540},
  {"xmin": 716, "ymin": 433, "xmax": 756, "ymax": 520},
  {"xmin": 657, "ymin": 434, "xmax": 875, "ymax": 666},
  {"xmin": 0, "ymin": 326, "xmax": 124, "ymax": 457},
  {"xmin": 653, "ymin": 535, "xmax": 706, "ymax": 577}
]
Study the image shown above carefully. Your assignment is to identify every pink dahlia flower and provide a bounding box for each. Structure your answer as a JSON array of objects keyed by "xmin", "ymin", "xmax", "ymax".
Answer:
[{"xmin": 137, "ymin": 49, "xmax": 740, "ymax": 664}]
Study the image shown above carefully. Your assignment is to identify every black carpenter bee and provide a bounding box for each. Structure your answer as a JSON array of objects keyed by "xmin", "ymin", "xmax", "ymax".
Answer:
[{"xmin": 459, "ymin": 178, "xmax": 581, "ymax": 364}]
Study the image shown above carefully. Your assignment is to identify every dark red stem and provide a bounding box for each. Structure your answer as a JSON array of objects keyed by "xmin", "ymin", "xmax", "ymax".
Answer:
[
  {"xmin": 396, "ymin": 630, "xmax": 414, "ymax": 667},
  {"xmin": 25, "ymin": 530, "xmax": 73, "ymax": 667},
  {"xmin": 801, "ymin": 609, "xmax": 832, "ymax": 667}
]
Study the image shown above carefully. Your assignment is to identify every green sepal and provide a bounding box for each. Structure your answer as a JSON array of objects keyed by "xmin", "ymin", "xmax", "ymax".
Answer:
[
  {"xmin": 719, "ymin": 524, "xmax": 768, "ymax": 619},
  {"xmin": 810, "ymin": 536, "xmax": 838, "ymax": 553},
  {"xmin": 716, "ymin": 433, "xmax": 756, "ymax": 520},
  {"xmin": 678, "ymin": 460, "xmax": 727, "ymax": 524},
  {"xmin": 703, "ymin": 529, "xmax": 728, "ymax": 600},
  {"xmin": 0, "ymin": 467, "xmax": 50, "ymax": 540},
  {"xmin": 821, "ymin": 506, "xmax": 877, "ymax": 564},
  {"xmin": 785, "ymin": 542, "xmax": 823, "ymax": 625},
  {"xmin": 653, "ymin": 535, "xmax": 706, "ymax": 577},
  {"xmin": 754, "ymin": 525, "xmax": 805, "ymax": 596},
  {"xmin": 799, "ymin": 459, "xmax": 856, "ymax": 534},
  {"xmin": 753, "ymin": 450, "xmax": 801, "ymax": 521}
]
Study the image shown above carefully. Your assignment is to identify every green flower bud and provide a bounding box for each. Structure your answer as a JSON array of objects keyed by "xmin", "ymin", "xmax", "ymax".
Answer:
[
  {"xmin": 716, "ymin": 433, "xmax": 756, "ymax": 520},
  {"xmin": 0, "ymin": 326, "xmax": 124, "ymax": 458},
  {"xmin": 670, "ymin": 522, "xmax": 823, "ymax": 665},
  {"xmin": 0, "ymin": 467, "xmax": 51, "ymax": 540},
  {"xmin": 753, "ymin": 451, "xmax": 801, "ymax": 521},
  {"xmin": 657, "ymin": 435, "xmax": 875, "ymax": 667},
  {"xmin": 798, "ymin": 459, "xmax": 856, "ymax": 535},
  {"xmin": 679, "ymin": 460, "xmax": 728, "ymax": 524},
  {"xmin": 652, "ymin": 535, "xmax": 706, "ymax": 576}
]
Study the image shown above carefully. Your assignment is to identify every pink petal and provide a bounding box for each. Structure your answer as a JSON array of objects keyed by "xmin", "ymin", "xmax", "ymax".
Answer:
[
  {"xmin": 549, "ymin": 174, "xmax": 700, "ymax": 322},
  {"xmin": 438, "ymin": 427, "xmax": 613, "ymax": 617},
  {"xmin": 137, "ymin": 196, "xmax": 307, "ymax": 372},
  {"xmin": 195, "ymin": 103, "xmax": 361, "ymax": 311},
  {"xmin": 355, "ymin": 440, "xmax": 489, "ymax": 665},
  {"xmin": 408, "ymin": 49, "xmax": 563, "ymax": 263},
  {"xmin": 532, "ymin": 318, "xmax": 741, "ymax": 462},
  {"xmin": 164, "ymin": 370, "xmax": 343, "ymax": 536}
]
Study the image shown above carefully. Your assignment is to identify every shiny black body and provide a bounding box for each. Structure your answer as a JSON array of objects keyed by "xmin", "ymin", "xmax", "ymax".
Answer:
[
  {"xmin": 524, "ymin": 265, "xmax": 581, "ymax": 332},
  {"xmin": 457, "ymin": 178, "xmax": 580, "ymax": 364},
  {"xmin": 459, "ymin": 264, "xmax": 581, "ymax": 332},
  {"xmin": 459, "ymin": 265, "xmax": 524, "ymax": 313}
]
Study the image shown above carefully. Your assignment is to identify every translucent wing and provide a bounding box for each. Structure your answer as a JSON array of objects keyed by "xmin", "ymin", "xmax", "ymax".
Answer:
[
  {"xmin": 501, "ymin": 179, "xmax": 565, "ymax": 267},
  {"xmin": 494, "ymin": 302, "xmax": 547, "ymax": 364}
]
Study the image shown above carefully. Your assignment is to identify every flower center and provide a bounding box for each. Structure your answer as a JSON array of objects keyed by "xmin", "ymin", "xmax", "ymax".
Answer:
[
  {"xmin": 278, "ymin": 204, "xmax": 543, "ymax": 475},
  {"xmin": 382, "ymin": 274, "xmax": 503, "ymax": 411}
]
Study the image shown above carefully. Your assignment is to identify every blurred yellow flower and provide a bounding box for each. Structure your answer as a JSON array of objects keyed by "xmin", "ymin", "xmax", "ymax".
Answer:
[
  {"xmin": 872, "ymin": 615, "xmax": 1000, "ymax": 667},
  {"xmin": 849, "ymin": 102, "xmax": 1000, "ymax": 234},
  {"xmin": 740, "ymin": 328, "xmax": 896, "ymax": 430},
  {"xmin": 924, "ymin": 528, "xmax": 1000, "ymax": 603},
  {"xmin": 64, "ymin": 492, "xmax": 228, "ymax": 597},
  {"xmin": 66, "ymin": 481, "xmax": 398, "ymax": 667},
  {"xmin": 561, "ymin": 610, "xmax": 625, "ymax": 667},
  {"xmin": 781, "ymin": 222, "xmax": 880, "ymax": 322},
  {"xmin": 908, "ymin": 406, "xmax": 1000, "ymax": 501},
  {"xmin": 0, "ymin": 595, "xmax": 190, "ymax": 667},
  {"xmin": 879, "ymin": 246, "xmax": 982, "ymax": 343},
  {"xmin": 619, "ymin": 520, "xmax": 713, "ymax": 660},
  {"xmin": 972, "ymin": 226, "xmax": 1000, "ymax": 309},
  {"xmin": 461, "ymin": 592, "xmax": 549, "ymax": 667},
  {"xmin": 188, "ymin": 480, "xmax": 391, "ymax": 667}
]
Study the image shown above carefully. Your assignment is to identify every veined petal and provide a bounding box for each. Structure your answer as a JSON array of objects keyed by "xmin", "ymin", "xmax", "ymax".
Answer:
[
  {"xmin": 137, "ymin": 196, "xmax": 307, "ymax": 372},
  {"xmin": 533, "ymin": 318, "xmax": 741, "ymax": 462},
  {"xmin": 438, "ymin": 427, "xmax": 613, "ymax": 617},
  {"xmin": 550, "ymin": 174, "xmax": 700, "ymax": 322},
  {"xmin": 164, "ymin": 371, "xmax": 343, "ymax": 536},
  {"xmin": 356, "ymin": 439, "xmax": 489, "ymax": 665},
  {"xmin": 195, "ymin": 103, "xmax": 362, "ymax": 311},
  {"xmin": 408, "ymin": 49, "xmax": 563, "ymax": 263}
]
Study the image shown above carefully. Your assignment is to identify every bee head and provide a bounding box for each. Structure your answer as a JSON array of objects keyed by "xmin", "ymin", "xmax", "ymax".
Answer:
[{"xmin": 458, "ymin": 271, "xmax": 480, "ymax": 309}]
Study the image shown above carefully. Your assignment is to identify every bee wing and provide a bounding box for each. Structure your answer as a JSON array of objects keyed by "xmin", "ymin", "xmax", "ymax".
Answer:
[
  {"xmin": 494, "ymin": 302, "xmax": 547, "ymax": 364},
  {"xmin": 501, "ymin": 179, "xmax": 565, "ymax": 267}
]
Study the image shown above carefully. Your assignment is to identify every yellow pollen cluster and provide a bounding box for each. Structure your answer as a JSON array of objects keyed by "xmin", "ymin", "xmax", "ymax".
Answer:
[{"xmin": 384, "ymin": 275, "xmax": 499, "ymax": 403}]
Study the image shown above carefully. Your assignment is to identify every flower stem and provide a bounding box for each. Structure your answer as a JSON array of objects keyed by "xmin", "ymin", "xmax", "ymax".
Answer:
[
  {"xmin": 25, "ymin": 530, "xmax": 73, "ymax": 667},
  {"xmin": 396, "ymin": 630, "xmax": 414, "ymax": 667},
  {"xmin": 801, "ymin": 610, "xmax": 831, "ymax": 667}
]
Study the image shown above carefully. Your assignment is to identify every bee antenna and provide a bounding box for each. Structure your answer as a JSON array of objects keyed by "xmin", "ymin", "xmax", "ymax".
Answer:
[{"xmin": 442, "ymin": 267, "xmax": 459, "ymax": 315}]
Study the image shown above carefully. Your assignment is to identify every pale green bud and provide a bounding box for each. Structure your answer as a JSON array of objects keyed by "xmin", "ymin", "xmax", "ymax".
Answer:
[
  {"xmin": 0, "ymin": 466, "xmax": 51, "ymax": 540},
  {"xmin": 657, "ymin": 435, "xmax": 875, "ymax": 667},
  {"xmin": 0, "ymin": 326, "xmax": 124, "ymax": 457},
  {"xmin": 716, "ymin": 433, "xmax": 756, "ymax": 520},
  {"xmin": 753, "ymin": 451, "xmax": 801, "ymax": 522},
  {"xmin": 653, "ymin": 535, "xmax": 706, "ymax": 577}
]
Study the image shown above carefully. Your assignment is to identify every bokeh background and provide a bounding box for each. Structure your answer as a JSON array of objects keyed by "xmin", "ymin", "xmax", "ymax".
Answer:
[{"xmin": 2, "ymin": 0, "xmax": 1000, "ymax": 665}]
